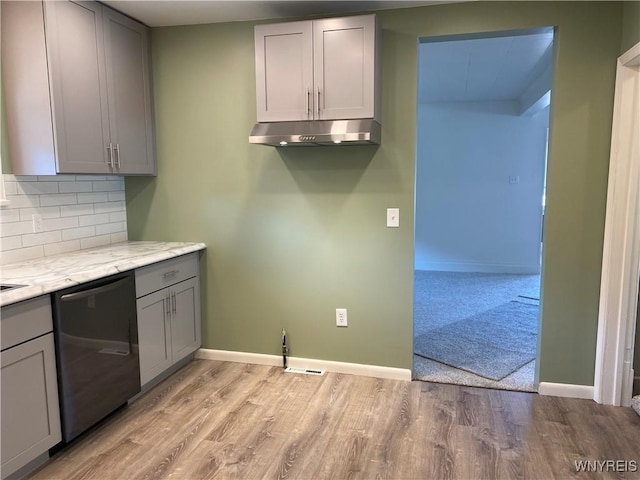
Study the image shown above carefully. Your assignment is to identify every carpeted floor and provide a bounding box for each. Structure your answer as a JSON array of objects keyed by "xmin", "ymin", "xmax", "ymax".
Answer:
[
  {"xmin": 415, "ymin": 300, "xmax": 538, "ymax": 380},
  {"xmin": 413, "ymin": 271, "xmax": 541, "ymax": 392}
]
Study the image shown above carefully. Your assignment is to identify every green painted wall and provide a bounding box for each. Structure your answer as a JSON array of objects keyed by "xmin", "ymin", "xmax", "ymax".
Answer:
[
  {"xmin": 621, "ymin": 1, "xmax": 640, "ymax": 53},
  {"xmin": 126, "ymin": 1, "xmax": 624, "ymax": 384}
]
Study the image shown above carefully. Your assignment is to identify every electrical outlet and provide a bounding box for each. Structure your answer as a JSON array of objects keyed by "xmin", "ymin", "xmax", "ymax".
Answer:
[
  {"xmin": 336, "ymin": 308, "xmax": 348, "ymax": 327},
  {"xmin": 32, "ymin": 214, "xmax": 44, "ymax": 233},
  {"xmin": 509, "ymin": 175, "xmax": 520, "ymax": 184}
]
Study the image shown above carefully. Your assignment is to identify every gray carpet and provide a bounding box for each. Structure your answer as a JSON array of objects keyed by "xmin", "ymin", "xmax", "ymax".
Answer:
[
  {"xmin": 415, "ymin": 300, "xmax": 538, "ymax": 381},
  {"xmin": 413, "ymin": 271, "xmax": 541, "ymax": 391}
]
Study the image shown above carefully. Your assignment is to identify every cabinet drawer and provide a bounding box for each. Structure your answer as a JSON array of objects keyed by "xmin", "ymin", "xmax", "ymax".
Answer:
[
  {"xmin": 1, "ymin": 296, "xmax": 53, "ymax": 351},
  {"xmin": 135, "ymin": 253, "xmax": 198, "ymax": 298}
]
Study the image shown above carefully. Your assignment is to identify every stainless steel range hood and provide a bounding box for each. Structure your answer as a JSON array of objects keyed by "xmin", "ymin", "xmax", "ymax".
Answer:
[{"xmin": 249, "ymin": 119, "xmax": 381, "ymax": 146}]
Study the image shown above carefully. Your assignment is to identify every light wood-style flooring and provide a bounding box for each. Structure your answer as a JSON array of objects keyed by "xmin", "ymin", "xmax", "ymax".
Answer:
[{"xmin": 29, "ymin": 360, "xmax": 640, "ymax": 480}]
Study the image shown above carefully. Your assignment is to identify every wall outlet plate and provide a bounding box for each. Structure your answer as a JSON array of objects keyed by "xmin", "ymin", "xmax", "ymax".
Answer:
[
  {"xmin": 336, "ymin": 308, "xmax": 348, "ymax": 327},
  {"xmin": 32, "ymin": 214, "xmax": 44, "ymax": 233}
]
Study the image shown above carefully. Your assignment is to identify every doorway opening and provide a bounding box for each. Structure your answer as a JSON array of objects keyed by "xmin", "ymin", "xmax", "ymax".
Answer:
[{"xmin": 413, "ymin": 28, "xmax": 554, "ymax": 392}]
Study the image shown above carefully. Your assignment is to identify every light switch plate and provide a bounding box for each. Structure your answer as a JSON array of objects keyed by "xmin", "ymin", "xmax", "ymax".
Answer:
[{"xmin": 387, "ymin": 208, "xmax": 399, "ymax": 228}]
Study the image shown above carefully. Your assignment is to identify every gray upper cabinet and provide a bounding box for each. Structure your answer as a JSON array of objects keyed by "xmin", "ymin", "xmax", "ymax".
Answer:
[
  {"xmin": 255, "ymin": 21, "xmax": 313, "ymax": 122},
  {"xmin": 102, "ymin": 7, "xmax": 155, "ymax": 175},
  {"xmin": 254, "ymin": 14, "xmax": 380, "ymax": 123},
  {"xmin": 1, "ymin": 0, "xmax": 156, "ymax": 176},
  {"xmin": 44, "ymin": 1, "xmax": 111, "ymax": 174}
]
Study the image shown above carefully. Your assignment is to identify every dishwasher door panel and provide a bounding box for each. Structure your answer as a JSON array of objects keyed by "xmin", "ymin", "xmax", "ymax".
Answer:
[{"xmin": 52, "ymin": 272, "xmax": 140, "ymax": 443}]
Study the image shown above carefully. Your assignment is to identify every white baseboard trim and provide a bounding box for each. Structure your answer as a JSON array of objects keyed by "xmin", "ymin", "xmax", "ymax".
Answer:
[
  {"xmin": 196, "ymin": 349, "xmax": 282, "ymax": 367},
  {"xmin": 196, "ymin": 349, "xmax": 411, "ymax": 382},
  {"xmin": 538, "ymin": 382, "xmax": 595, "ymax": 399},
  {"xmin": 415, "ymin": 261, "xmax": 541, "ymax": 275}
]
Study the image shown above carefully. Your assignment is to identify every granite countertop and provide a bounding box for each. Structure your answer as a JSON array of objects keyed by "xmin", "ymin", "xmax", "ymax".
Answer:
[{"xmin": 0, "ymin": 241, "xmax": 206, "ymax": 307}]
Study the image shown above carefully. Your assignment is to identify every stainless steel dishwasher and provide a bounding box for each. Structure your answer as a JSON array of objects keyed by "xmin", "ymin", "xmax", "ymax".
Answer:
[{"xmin": 52, "ymin": 271, "xmax": 140, "ymax": 443}]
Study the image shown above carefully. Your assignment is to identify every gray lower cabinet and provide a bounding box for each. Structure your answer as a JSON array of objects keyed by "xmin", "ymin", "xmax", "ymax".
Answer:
[
  {"xmin": 136, "ymin": 254, "xmax": 202, "ymax": 387},
  {"xmin": 1, "ymin": 297, "xmax": 61, "ymax": 479},
  {"xmin": 1, "ymin": 0, "xmax": 155, "ymax": 176}
]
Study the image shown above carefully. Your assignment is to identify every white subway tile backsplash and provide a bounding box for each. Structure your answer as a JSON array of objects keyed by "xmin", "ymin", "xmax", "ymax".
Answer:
[
  {"xmin": 76, "ymin": 175, "xmax": 108, "ymax": 181},
  {"xmin": 1, "ymin": 221, "xmax": 34, "ymax": 237},
  {"xmin": 79, "ymin": 213, "xmax": 110, "ymax": 227},
  {"xmin": 3, "ymin": 182, "xmax": 18, "ymax": 195},
  {"xmin": 77, "ymin": 192, "xmax": 109, "ymax": 204},
  {"xmin": 0, "ymin": 245, "xmax": 44, "ymax": 264},
  {"xmin": 43, "ymin": 216, "xmax": 79, "ymax": 232},
  {"xmin": 110, "ymin": 231, "xmax": 128, "ymax": 243},
  {"xmin": 0, "ymin": 236, "xmax": 23, "ymax": 251},
  {"xmin": 13, "ymin": 175, "xmax": 39, "ymax": 182},
  {"xmin": 17, "ymin": 181, "xmax": 59, "ymax": 195},
  {"xmin": 109, "ymin": 211, "xmax": 126, "ymax": 223},
  {"xmin": 108, "ymin": 191, "xmax": 125, "ymax": 202},
  {"xmin": 80, "ymin": 234, "xmax": 111, "ymax": 250},
  {"xmin": 22, "ymin": 231, "xmax": 62, "ymax": 248},
  {"xmin": 1, "ymin": 175, "xmax": 129, "ymax": 264},
  {"xmin": 4, "ymin": 194, "xmax": 40, "ymax": 209},
  {"xmin": 95, "ymin": 222, "xmax": 125, "ymax": 236},
  {"xmin": 60, "ymin": 204, "xmax": 95, "ymax": 217},
  {"xmin": 58, "ymin": 181, "xmax": 94, "ymax": 193},
  {"xmin": 0, "ymin": 209, "xmax": 21, "ymax": 223},
  {"xmin": 19, "ymin": 206, "xmax": 62, "ymax": 221},
  {"xmin": 40, "ymin": 193, "xmax": 78, "ymax": 207},
  {"xmin": 44, "ymin": 240, "xmax": 81, "ymax": 256},
  {"xmin": 94, "ymin": 201, "xmax": 124, "ymax": 214},
  {"xmin": 92, "ymin": 180, "xmax": 124, "ymax": 192},
  {"xmin": 62, "ymin": 226, "xmax": 96, "ymax": 241}
]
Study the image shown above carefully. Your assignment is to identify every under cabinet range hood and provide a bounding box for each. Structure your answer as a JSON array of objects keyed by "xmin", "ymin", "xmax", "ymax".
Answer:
[{"xmin": 249, "ymin": 119, "xmax": 381, "ymax": 147}]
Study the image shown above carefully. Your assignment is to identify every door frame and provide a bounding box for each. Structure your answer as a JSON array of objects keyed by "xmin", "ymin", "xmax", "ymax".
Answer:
[{"xmin": 594, "ymin": 41, "xmax": 640, "ymax": 406}]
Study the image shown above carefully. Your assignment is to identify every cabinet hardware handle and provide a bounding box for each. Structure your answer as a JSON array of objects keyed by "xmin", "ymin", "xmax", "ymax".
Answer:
[
  {"xmin": 165, "ymin": 291, "xmax": 171, "ymax": 317},
  {"xmin": 114, "ymin": 143, "xmax": 121, "ymax": 169},
  {"xmin": 317, "ymin": 88, "xmax": 321, "ymax": 117},
  {"xmin": 306, "ymin": 88, "xmax": 310, "ymax": 117},
  {"xmin": 172, "ymin": 291, "xmax": 177, "ymax": 315},
  {"xmin": 106, "ymin": 143, "xmax": 114, "ymax": 169},
  {"xmin": 163, "ymin": 270, "xmax": 179, "ymax": 279}
]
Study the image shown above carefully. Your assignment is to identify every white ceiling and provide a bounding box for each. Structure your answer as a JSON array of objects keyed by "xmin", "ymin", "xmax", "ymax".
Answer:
[
  {"xmin": 101, "ymin": 1, "xmax": 551, "ymax": 105},
  {"xmin": 102, "ymin": 0, "xmax": 447, "ymax": 27},
  {"xmin": 418, "ymin": 30, "xmax": 553, "ymax": 103}
]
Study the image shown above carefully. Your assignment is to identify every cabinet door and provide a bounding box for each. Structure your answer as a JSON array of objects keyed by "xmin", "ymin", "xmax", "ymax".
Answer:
[
  {"xmin": 137, "ymin": 289, "xmax": 172, "ymax": 387},
  {"xmin": 170, "ymin": 277, "xmax": 201, "ymax": 364},
  {"xmin": 1, "ymin": 334, "xmax": 61, "ymax": 478},
  {"xmin": 103, "ymin": 8, "xmax": 156, "ymax": 175},
  {"xmin": 255, "ymin": 21, "xmax": 313, "ymax": 122},
  {"xmin": 44, "ymin": 0, "xmax": 111, "ymax": 174},
  {"xmin": 313, "ymin": 15, "xmax": 376, "ymax": 120}
]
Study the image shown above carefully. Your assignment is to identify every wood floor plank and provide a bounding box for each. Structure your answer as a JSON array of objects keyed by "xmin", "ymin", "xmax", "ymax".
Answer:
[{"xmin": 27, "ymin": 360, "xmax": 640, "ymax": 480}]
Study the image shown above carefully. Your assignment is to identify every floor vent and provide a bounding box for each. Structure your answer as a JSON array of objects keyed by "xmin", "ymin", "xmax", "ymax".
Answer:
[{"xmin": 284, "ymin": 367, "xmax": 325, "ymax": 376}]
